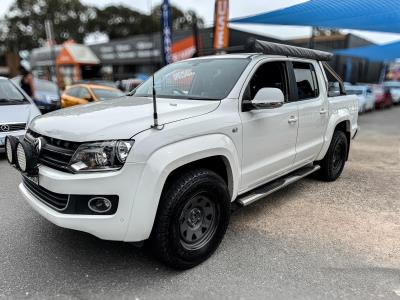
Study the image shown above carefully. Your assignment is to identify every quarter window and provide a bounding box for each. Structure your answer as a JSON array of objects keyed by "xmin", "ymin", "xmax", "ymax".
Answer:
[{"xmin": 293, "ymin": 62, "xmax": 319, "ymax": 100}]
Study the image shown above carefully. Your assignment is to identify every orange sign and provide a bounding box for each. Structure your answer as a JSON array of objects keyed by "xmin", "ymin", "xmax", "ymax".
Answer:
[
  {"xmin": 213, "ymin": 0, "xmax": 229, "ymax": 50},
  {"xmin": 172, "ymin": 35, "xmax": 196, "ymax": 62}
]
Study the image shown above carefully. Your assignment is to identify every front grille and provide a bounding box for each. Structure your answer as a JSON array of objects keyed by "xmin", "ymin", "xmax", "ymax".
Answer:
[
  {"xmin": 0, "ymin": 123, "xmax": 26, "ymax": 132},
  {"xmin": 25, "ymin": 130, "xmax": 80, "ymax": 172},
  {"xmin": 23, "ymin": 176, "xmax": 69, "ymax": 210}
]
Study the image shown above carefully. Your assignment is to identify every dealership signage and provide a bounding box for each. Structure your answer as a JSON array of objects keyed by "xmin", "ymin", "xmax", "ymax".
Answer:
[
  {"xmin": 161, "ymin": 0, "xmax": 173, "ymax": 65},
  {"xmin": 94, "ymin": 41, "xmax": 161, "ymax": 63},
  {"xmin": 213, "ymin": 0, "xmax": 230, "ymax": 51}
]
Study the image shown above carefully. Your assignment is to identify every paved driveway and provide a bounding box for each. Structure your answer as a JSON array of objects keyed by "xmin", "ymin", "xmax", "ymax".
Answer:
[{"xmin": 0, "ymin": 107, "xmax": 399, "ymax": 299}]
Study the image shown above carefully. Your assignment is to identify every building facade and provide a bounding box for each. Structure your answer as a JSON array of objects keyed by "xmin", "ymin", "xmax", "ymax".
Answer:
[{"xmin": 289, "ymin": 33, "xmax": 384, "ymax": 83}]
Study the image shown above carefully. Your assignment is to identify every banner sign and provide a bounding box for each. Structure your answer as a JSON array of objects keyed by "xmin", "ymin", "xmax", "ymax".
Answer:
[
  {"xmin": 172, "ymin": 35, "xmax": 196, "ymax": 62},
  {"xmin": 161, "ymin": 0, "xmax": 173, "ymax": 65},
  {"xmin": 213, "ymin": 0, "xmax": 229, "ymax": 51}
]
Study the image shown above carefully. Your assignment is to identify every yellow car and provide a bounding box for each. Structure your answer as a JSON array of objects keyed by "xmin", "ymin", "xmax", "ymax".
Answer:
[{"xmin": 61, "ymin": 84, "xmax": 124, "ymax": 108}]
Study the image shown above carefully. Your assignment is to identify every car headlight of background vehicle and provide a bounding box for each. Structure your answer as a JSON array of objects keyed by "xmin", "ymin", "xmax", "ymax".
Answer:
[{"xmin": 69, "ymin": 140, "xmax": 134, "ymax": 172}]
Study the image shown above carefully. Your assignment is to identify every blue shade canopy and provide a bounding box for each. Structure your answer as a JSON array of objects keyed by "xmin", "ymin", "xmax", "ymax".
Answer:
[
  {"xmin": 231, "ymin": 0, "xmax": 400, "ymax": 34},
  {"xmin": 334, "ymin": 41, "xmax": 400, "ymax": 61}
]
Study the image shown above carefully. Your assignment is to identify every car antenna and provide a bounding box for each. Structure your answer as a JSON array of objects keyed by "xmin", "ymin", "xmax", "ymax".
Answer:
[{"xmin": 151, "ymin": 74, "xmax": 163, "ymax": 130}]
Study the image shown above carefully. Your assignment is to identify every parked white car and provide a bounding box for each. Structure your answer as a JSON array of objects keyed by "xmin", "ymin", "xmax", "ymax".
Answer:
[
  {"xmin": 0, "ymin": 77, "xmax": 41, "ymax": 153},
  {"xmin": 383, "ymin": 81, "xmax": 400, "ymax": 104},
  {"xmin": 6, "ymin": 41, "xmax": 358, "ymax": 269},
  {"xmin": 345, "ymin": 85, "xmax": 375, "ymax": 113}
]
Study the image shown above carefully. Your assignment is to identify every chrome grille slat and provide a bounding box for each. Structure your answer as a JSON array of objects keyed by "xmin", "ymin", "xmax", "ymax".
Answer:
[{"xmin": 0, "ymin": 123, "xmax": 26, "ymax": 132}]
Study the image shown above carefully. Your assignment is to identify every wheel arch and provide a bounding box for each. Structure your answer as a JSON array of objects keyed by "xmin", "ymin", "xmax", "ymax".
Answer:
[
  {"xmin": 161, "ymin": 155, "xmax": 234, "ymax": 199},
  {"xmin": 123, "ymin": 134, "xmax": 240, "ymax": 242},
  {"xmin": 317, "ymin": 114, "xmax": 352, "ymax": 161}
]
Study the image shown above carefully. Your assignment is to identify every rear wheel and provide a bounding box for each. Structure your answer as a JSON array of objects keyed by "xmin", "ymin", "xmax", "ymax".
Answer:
[
  {"xmin": 317, "ymin": 130, "xmax": 348, "ymax": 182},
  {"xmin": 150, "ymin": 168, "xmax": 230, "ymax": 269}
]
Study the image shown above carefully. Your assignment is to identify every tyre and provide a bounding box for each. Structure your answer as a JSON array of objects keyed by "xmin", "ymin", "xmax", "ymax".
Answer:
[
  {"xmin": 317, "ymin": 130, "xmax": 348, "ymax": 182},
  {"xmin": 150, "ymin": 168, "xmax": 231, "ymax": 269}
]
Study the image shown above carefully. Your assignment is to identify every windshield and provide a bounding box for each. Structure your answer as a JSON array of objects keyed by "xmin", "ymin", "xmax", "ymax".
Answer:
[
  {"xmin": 0, "ymin": 80, "xmax": 29, "ymax": 105},
  {"xmin": 133, "ymin": 58, "xmax": 250, "ymax": 100},
  {"xmin": 92, "ymin": 88, "xmax": 124, "ymax": 100},
  {"xmin": 35, "ymin": 79, "xmax": 59, "ymax": 94}
]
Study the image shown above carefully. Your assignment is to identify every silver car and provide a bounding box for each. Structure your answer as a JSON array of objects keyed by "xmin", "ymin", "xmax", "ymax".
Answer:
[{"xmin": 0, "ymin": 77, "xmax": 41, "ymax": 152}]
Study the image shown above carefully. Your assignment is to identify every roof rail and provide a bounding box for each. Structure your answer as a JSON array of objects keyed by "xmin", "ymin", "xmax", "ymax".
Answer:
[{"xmin": 246, "ymin": 39, "xmax": 333, "ymax": 61}]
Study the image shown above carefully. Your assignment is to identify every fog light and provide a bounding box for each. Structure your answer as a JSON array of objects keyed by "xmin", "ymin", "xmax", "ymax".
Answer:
[
  {"xmin": 16, "ymin": 140, "xmax": 39, "ymax": 174},
  {"xmin": 5, "ymin": 135, "xmax": 18, "ymax": 165},
  {"xmin": 88, "ymin": 197, "xmax": 112, "ymax": 213},
  {"xmin": 16, "ymin": 142, "xmax": 27, "ymax": 172}
]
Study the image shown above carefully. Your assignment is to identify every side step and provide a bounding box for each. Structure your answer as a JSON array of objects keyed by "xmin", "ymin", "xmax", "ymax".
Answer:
[{"xmin": 236, "ymin": 164, "xmax": 320, "ymax": 207}]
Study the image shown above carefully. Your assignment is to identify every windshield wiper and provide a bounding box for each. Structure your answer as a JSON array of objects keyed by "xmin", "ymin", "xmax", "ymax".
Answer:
[
  {"xmin": 0, "ymin": 98, "xmax": 27, "ymax": 104},
  {"xmin": 185, "ymin": 96, "xmax": 221, "ymax": 100}
]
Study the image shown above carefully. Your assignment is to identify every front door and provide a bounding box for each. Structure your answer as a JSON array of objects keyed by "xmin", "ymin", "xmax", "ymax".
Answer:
[{"xmin": 240, "ymin": 60, "xmax": 299, "ymax": 192}]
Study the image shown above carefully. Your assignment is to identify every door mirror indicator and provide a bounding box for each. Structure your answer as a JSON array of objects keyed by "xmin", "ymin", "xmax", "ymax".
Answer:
[{"xmin": 243, "ymin": 88, "xmax": 285, "ymax": 111}]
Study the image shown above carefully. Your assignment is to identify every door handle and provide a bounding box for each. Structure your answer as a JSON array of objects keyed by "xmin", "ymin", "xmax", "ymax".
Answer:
[
  {"xmin": 320, "ymin": 108, "xmax": 328, "ymax": 115},
  {"xmin": 288, "ymin": 116, "xmax": 298, "ymax": 124}
]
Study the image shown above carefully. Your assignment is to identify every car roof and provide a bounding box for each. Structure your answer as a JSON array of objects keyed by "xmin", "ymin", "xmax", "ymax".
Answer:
[
  {"xmin": 184, "ymin": 53, "xmax": 319, "ymax": 63},
  {"xmin": 67, "ymin": 83, "xmax": 119, "ymax": 91}
]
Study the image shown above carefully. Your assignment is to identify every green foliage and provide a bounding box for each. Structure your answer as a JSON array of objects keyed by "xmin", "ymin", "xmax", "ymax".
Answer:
[
  {"xmin": 87, "ymin": 5, "xmax": 158, "ymax": 40},
  {"xmin": 0, "ymin": 0, "xmax": 204, "ymax": 51},
  {"xmin": 1, "ymin": 0, "xmax": 95, "ymax": 50}
]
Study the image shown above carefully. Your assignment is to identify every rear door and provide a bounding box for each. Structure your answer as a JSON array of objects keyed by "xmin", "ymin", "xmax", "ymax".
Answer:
[{"xmin": 291, "ymin": 60, "xmax": 328, "ymax": 167}]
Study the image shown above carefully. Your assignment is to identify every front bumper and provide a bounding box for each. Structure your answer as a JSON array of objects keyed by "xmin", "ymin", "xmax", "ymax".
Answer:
[{"xmin": 19, "ymin": 163, "xmax": 146, "ymax": 241}]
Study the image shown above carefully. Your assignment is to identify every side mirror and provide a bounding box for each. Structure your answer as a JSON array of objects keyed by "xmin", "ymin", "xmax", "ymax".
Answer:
[
  {"xmin": 83, "ymin": 94, "xmax": 93, "ymax": 101},
  {"xmin": 328, "ymin": 82, "xmax": 340, "ymax": 97},
  {"xmin": 243, "ymin": 88, "xmax": 284, "ymax": 111}
]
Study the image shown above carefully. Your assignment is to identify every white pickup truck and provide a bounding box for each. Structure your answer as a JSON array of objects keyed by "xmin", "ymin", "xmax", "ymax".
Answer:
[{"xmin": 6, "ymin": 41, "xmax": 358, "ymax": 269}]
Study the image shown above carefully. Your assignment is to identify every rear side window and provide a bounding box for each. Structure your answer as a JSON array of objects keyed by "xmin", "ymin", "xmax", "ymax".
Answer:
[{"xmin": 293, "ymin": 62, "xmax": 319, "ymax": 100}]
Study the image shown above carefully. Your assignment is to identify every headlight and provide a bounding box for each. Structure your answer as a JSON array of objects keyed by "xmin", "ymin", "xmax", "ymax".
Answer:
[{"xmin": 69, "ymin": 140, "xmax": 134, "ymax": 172}]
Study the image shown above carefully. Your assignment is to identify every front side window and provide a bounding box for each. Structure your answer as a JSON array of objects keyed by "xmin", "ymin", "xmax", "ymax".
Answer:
[
  {"xmin": 77, "ymin": 87, "xmax": 90, "ymax": 99},
  {"xmin": 66, "ymin": 87, "xmax": 79, "ymax": 97},
  {"xmin": 293, "ymin": 62, "xmax": 319, "ymax": 100},
  {"xmin": 133, "ymin": 58, "xmax": 250, "ymax": 100},
  {"xmin": 243, "ymin": 61, "xmax": 288, "ymax": 101}
]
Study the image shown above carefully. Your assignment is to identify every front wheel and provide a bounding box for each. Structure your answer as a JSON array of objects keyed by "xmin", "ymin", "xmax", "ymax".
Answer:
[
  {"xmin": 316, "ymin": 130, "xmax": 348, "ymax": 182},
  {"xmin": 150, "ymin": 168, "xmax": 231, "ymax": 269}
]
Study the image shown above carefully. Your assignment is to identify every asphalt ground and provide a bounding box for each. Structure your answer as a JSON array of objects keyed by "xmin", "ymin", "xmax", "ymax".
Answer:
[{"xmin": 0, "ymin": 106, "xmax": 399, "ymax": 299}]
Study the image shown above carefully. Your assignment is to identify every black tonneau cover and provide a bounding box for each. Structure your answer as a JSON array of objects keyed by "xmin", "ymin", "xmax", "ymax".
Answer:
[{"xmin": 246, "ymin": 39, "xmax": 333, "ymax": 61}]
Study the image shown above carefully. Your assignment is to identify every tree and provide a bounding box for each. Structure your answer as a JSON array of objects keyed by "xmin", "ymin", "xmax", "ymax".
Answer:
[
  {"xmin": 151, "ymin": 5, "xmax": 204, "ymax": 31},
  {"xmin": 0, "ymin": 0, "xmax": 205, "ymax": 51},
  {"xmin": 88, "ymin": 4, "xmax": 204, "ymax": 40},
  {"xmin": 87, "ymin": 5, "xmax": 158, "ymax": 40},
  {"xmin": 1, "ymin": 0, "xmax": 95, "ymax": 50}
]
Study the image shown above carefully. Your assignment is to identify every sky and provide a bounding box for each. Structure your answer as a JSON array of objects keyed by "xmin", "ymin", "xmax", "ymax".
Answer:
[{"xmin": 2, "ymin": 0, "xmax": 400, "ymax": 44}]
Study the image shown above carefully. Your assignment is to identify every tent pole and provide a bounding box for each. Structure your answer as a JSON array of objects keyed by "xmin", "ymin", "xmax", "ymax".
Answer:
[{"xmin": 309, "ymin": 27, "xmax": 316, "ymax": 49}]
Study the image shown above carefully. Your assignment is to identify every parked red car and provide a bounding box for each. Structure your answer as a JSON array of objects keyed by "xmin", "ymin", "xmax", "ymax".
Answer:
[{"xmin": 375, "ymin": 87, "xmax": 393, "ymax": 109}]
